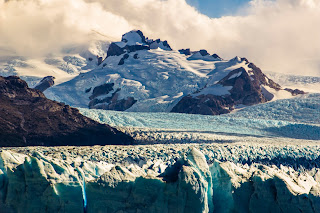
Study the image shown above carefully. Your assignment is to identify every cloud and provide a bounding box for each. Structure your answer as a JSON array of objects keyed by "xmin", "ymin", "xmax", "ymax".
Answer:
[
  {"xmin": 1, "ymin": 0, "xmax": 320, "ymax": 76},
  {"xmin": 0, "ymin": 0, "xmax": 132, "ymax": 57}
]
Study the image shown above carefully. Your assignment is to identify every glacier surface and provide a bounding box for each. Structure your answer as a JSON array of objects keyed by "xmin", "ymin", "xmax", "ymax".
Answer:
[
  {"xmin": 79, "ymin": 93, "xmax": 320, "ymax": 140},
  {"xmin": 1, "ymin": 144, "xmax": 320, "ymax": 213}
]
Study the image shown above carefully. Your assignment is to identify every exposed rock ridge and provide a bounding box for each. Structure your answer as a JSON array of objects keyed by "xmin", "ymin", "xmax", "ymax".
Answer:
[
  {"xmin": 179, "ymin": 48, "xmax": 223, "ymax": 61},
  {"xmin": 0, "ymin": 76, "xmax": 133, "ymax": 146},
  {"xmin": 88, "ymin": 83, "xmax": 137, "ymax": 111},
  {"xmin": 34, "ymin": 76, "xmax": 55, "ymax": 92}
]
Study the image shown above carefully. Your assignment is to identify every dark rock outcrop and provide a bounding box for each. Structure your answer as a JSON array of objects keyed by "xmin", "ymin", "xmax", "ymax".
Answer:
[
  {"xmin": 284, "ymin": 88, "xmax": 306, "ymax": 96},
  {"xmin": 162, "ymin": 40, "xmax": 172, "ymax": 50},
  {"xmin": 97, "ymin": 56, "xmax": 103, "ymax": 66},
  {"xmin": 149, "ymin": 39, "xmax": 172, "ymax": 50},
  {"xmin": 247, "ymin": 63, "xmax": 281, "ymax": 90},
  {"xmin": 89, "ymin": 83, "xmax": 114, "ymax": 100},
  {"xmin": 171, "ymin": 66, "xmax": 265, "ymax": 115},
  {"xmin": 106, "ymin": 43, "xmax": 126, "ymax": 57},
  {"xmin": 133, "ymin": 53, "xmax": 139, "ymax": 59},
  {"xmin": 186, "ymin": 49, "xmax": 223, "ymax": 61},
  {"xmin": 34, "ymin": 76, "xmax": 55, "ymax": 92},
  {"xmin": 199, "ymin": 49, "xmax": 209, "ymax": 56},
  {"xmin": 212, "ymin": 54, "xmax": 222, "ymax": 60},
  {"xmin": 89, "ymin": 84, "xmax": 137, "ymax": 111},
  {"xmin": 171, "ymin": 95, "xmax": 233, "ymax": 115},
  {"xmin": 0, "ymin": 76, "xmax": 133, "ymax": 147},
  {"xmin": 179, "ymin": 49, "xmax": 191, "ymax": 55},
  {"xmin": 118, "ymin": 54, "xmax": 129, "ymax": 66}
]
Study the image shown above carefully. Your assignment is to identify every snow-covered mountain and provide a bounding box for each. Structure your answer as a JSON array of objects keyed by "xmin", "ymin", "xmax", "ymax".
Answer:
[
  {"xmin": 30, "ymin": 30, "xmax": 303, "ymax": 115},
  {"xmin": 44, "ymin": 30, "xmax": 216, "ymax": 112}
]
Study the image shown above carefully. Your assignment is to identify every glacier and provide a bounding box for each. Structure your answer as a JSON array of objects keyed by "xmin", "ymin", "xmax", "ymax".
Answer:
[
  {"xmin": 79, "ymin": 93, "xmax": 320, "ymax": 140},
  {"xmin": 1, "ymin": 144, "xmax": 320, "ymax": 213},
  {"xmin": 1, "ymin": 88, "xmax": 319, "ymax": 212}
]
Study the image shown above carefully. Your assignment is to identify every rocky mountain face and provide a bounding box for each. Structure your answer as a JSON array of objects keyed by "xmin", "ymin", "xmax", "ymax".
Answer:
[
  {"xmin": 0, "ymin": 76, "xmax": 133, "ymax": 147},
  {"xmin": 171, "ymin": 57, "xmax": 305, "ymax": 115},
  {"xmin": 34, "ymin": 76, "xmax": 55, "ymax": 92},
  {"xmin": 88, "ymin": 83, "xmax": 137, "ymax": 111}
]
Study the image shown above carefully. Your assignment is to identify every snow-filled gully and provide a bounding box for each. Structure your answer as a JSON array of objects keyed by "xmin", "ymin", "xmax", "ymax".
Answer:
[{"xmin": 1, "ymin": 147, "xmax": 320, "ymax": 213}]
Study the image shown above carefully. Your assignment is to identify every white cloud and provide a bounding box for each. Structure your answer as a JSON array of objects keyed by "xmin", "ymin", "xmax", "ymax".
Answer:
[
  {"xmin": 0, "ymin": 0, "xmax": 132, "ymax": 57},
  {"xmin": 1, "ymin": 0, "xmax": 320, "ymax": 76}
]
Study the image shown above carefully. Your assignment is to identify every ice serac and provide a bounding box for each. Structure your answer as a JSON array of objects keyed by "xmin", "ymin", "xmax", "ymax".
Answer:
[
  {"xmin": 1, "ymin": 148, "xmax": 320, "ymax": 213},
  {"xmin": 210, "ymin": 161, "xmax": 320, "ymax": 213},
  {"xmin": 0, "ymin": 76, "xmax": 133, "ymax": 146},
  {"xmin": 0, "ymin": 150, "xmax": 84, "ymax": 213},
  {"xmin": 171, "ymin": 57, "xmax": 304, "ymax": 115},
  {"xmin": 86, "ymin": 147, "xmax": 212, "ymax": 213}
]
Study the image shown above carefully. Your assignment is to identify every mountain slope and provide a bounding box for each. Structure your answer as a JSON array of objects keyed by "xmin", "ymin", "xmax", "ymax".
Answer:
[
  {"xmin": 171, "ymin": 57, "xmax": 304, "ymax": 115},
  {"xmin": 45, "ymin": 31, "xmax": 213, "ymax": 111},
  {"xmin": 0, "ymin": 76, "xmax": 133, "ymax": 146}
]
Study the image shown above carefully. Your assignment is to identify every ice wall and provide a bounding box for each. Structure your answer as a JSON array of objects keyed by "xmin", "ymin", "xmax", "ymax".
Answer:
[{"xmin": 1, "ymin": 147, "xmax": 320, "ymax": 213}]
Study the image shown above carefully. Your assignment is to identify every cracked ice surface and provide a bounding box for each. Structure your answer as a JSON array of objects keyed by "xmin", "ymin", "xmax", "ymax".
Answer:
[{"xmin": 1, "ymin": 142, "xmax": 320, "ymax": 213}]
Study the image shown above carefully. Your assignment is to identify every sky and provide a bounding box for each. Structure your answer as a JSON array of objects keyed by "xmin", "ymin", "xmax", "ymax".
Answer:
[
  {"xmin": 0, "ymin": 0, "xmax": 320, "ymax": 76},
  {"xmin": 186, "ymin": 0, "xmax": 251, "ymax": 17}
]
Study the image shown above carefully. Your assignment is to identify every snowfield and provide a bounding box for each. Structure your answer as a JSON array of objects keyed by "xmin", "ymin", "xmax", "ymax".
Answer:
[{"xmin": 44, "ymin": 48, "xmax": 214, "ymax": 111}]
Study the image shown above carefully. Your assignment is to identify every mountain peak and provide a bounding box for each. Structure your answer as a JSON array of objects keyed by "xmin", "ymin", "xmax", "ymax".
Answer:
[
  {"xmin": 187, "ymin": 49, "xmax": 223, "ymax": 61},
  {"xmin": 121, "ymin": 30, "xmax": 146, "ymax": 45},
  {"xmin": 105, "ymin": 30, "xmax": 172, "ymax": 60}
]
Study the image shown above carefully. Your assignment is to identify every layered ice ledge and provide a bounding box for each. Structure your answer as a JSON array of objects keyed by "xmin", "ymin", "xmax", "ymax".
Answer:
[{"xmin": 1, "ymin": 145, "xmax": 320, "ymax": 213}]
